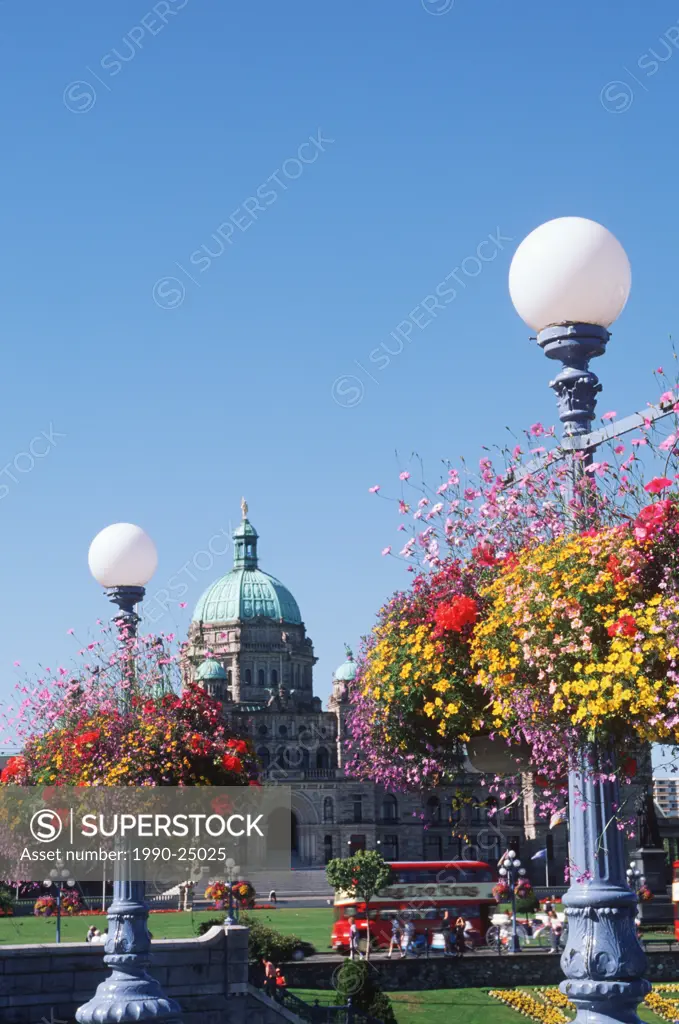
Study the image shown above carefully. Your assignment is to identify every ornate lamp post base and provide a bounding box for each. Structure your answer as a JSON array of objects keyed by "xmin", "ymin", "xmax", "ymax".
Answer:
[
  {"xmin": 560, "ymin": 747, "xmax": 649, "ymax": 1024},
  {"xmin": 76, "ymin": 881, "xmax": 183, "ymax": 1024}
]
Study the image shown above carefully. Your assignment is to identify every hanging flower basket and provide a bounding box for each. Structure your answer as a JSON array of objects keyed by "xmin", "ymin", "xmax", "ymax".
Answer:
[{"xmin": 465, "ymin": 735, "xmax": 532, "ymax": 775}]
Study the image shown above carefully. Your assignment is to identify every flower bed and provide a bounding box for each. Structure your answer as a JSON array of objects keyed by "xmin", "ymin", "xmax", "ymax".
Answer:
[{"xmin": 489, "ymin": 989, "xmax": 569, "ymax": 1024}]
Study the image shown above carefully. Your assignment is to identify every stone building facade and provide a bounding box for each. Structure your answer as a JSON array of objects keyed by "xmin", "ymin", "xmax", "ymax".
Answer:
[{"xmin": 183, "ymin": 503, "xmax": 649, "ymax": 878}]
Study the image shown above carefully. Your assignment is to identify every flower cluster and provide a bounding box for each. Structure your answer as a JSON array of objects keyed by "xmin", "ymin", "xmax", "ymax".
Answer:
[
  {"xmin": 205, "ymin": 881, "xmax": 230, "ymax": 908},
  {"xmin": 0, "ymin": 627, "xmax": 258, "ymax": 788},
  {"xmin": 489, "ymin": 989, "xmax": 569, "ymax": 1024},
  {"xmin": 492, "ymin": 881, "xmax": 511, "ymax": 902},
  {"xmin": 539, "ymin": 989, "xmax": 575, "ymax": 1013},
  {"xmin": 644, "ymin": 991, "xmax": 679, "ymax": 1022},
  {"xmin": 34, "ymin": 890, "xmax": 82, "ymax": 916},
  {"xmin": 351, "ymin": 375, "xmax": 679, "ymax": 788},
  {"xmin": 637, "ymin": 882, "xmax": 654, "ymax": 903}
]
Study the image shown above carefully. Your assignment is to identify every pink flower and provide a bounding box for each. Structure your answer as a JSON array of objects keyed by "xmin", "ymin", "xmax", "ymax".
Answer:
[
  {"xmin": 381, "ymin": 546, "xmax": 392, "ymax": 556},
  {"xmin": 631, "ymin": 438, "xmax": 648, "ymax": 447},
  {"xmin": 399, "ymin": 471, "xmax": 410, "ymax": 481},
  {"xmin": 368, "ymin": 485, "xmax": 380, "ymax": 494},
  {"xmin": 645, "ymin": 477, "xmax": 672, "ymax": 494},
  {"xmin": 660, "ymin": 390, "xmax": 674, "ymax": 404},
  {"xmin": 512, "ymin": 445, "xmax": 523, "ymax": 459},
  {"xmin": 614, "ymin": 444, "xmax": 625, "ymax": 455},
  {"xmin": 602, "ymin": 411, "xmax": 617, "ymax": 421},
  {"xmin": 67, "ymin": 628, "xmax": 75, "ymax": 635},
  {"xmin": 12, "ymin": 661, "xmax": 20, "ymax": 667},
  {"xmin": 660, "ymin": 435, "xmax": 677, "ymax": 451},
  {"xmin": 179, "ymin": 602, "xmax": 187, "ymax": 609},
  {"xmin": 530, "ymin": 422, "xmax": 545, "ymax": 437}
]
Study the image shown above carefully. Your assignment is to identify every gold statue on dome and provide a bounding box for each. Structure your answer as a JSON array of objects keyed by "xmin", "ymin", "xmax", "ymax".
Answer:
[{"xmin": 241, "ymin": 497, "xmax": 248, "ymax": 519}]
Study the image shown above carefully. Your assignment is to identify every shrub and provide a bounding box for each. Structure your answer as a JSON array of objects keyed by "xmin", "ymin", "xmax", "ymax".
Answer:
[
  {"xmin": 195, "ymin": 914, "xmax": 315, "ymax": 961},
  {"xmin": 333, "ymin": 960, "xmax": 396, "ymax": 1024}
]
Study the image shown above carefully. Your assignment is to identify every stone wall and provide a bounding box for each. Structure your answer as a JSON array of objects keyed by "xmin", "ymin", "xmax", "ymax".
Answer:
[
  {"xmin": 280, "ymin": 950, "xmax": 679, "ymax": 992},
  {"xmin": 0, "ymin": 925, "xmax": 301, "ymax": 1024}
]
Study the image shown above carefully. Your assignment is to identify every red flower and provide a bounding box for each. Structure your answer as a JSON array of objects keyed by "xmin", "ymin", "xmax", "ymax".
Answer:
[
  {"xmin": 74, "ymin": 729, "xmax": 100, "ymax": 755},
  {"xmin": 634, "ymin": 500, "xmax": 673, "ymax": 541},
  {"xmin": 435, "ymin": 596, "xmax": 478, "ymax": 633},
  {"xmin": 622, "ymin": 757, "xmax": 637, "ymax": 778},
  {"xmin": 607, "ymin": 615, "xmax": 638, "ymax": 638},
  {"xmin": 221, "ymin": 754, "xmax": 243, "ymax": 774},
  {"xmin": 472, "ymin": 542, "xmax": 497, "ymax": 568},
  {"xmin": 226, "ymin": 738, "xmax": 248, "ymax": 755},
  {"xmin": 0, "ymin": 755, "xmax": 28, "ymax": 784},
  {"xmin": 606, "ymin": 555, "xmax": 624, "ymax": 584},
  {"xmin": 645, "ymin": 477, "xmax": 673, "ymax": 494},
  {"xmin": 502, "ymin": 552, "xmax": 519, "ymax": 571}
]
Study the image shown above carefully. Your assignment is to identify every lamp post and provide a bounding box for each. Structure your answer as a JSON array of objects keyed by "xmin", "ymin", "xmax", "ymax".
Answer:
[
  {"xmin": 498, "ymin": 850, "xmax": 526, "ymax": 954},
  {"xmin": 224, "ymin": 858, "xmax": 240, "ymax": 925},
  {"xmin": 44, "ymin": 866, "xmax": 76, "ymax": 944},
  {"xmin": 509, "ymin": 217, "xmax": 651, "ymax": 1024},
  {"xmin": 76, "ymin": 523, "xmax": 182, "ymax": 1024}
]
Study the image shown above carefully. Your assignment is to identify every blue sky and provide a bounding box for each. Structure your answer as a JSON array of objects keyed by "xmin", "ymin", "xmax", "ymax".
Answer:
[{"xmin": 1, "ymin": 1, "xmax": 678, "ymax": 756}]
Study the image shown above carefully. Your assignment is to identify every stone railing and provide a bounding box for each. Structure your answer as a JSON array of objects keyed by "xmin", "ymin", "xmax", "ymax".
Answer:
[{"xmin": 0, "ymin": 924, "xmax": 303, "ymax": 1024}]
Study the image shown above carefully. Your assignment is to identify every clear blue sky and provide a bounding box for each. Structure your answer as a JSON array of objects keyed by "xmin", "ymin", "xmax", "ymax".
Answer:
[{"xmin": 1, "ymin": 1, "xmax": 678, "ymax": 730}]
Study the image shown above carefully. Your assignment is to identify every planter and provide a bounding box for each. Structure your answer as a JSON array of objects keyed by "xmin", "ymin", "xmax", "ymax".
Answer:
[{"xmin": 465, "ymin": 735, "xmax": 532, "ymax": 774}]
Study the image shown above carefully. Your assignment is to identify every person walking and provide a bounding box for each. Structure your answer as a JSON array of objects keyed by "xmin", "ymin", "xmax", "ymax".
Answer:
[
  {"xmin": 402, "ymin": 918, "xmax": 415, "ymax": 957},
  {"xmin": 548, "ymin": 911, "xmax": 563, "ymax": 954},
  {"xmin": 269, "ymin": 888, "xmax": 277, "ymax": 906},
  {"xmin": 349, "ymin": 919, "xmax": 364, "ymax": 960},
  {"xmin": 441, "ymin": 910, "xmax": 454, "ymax": 956},
  {"xmin": 454, "ymin": 916, "xmax": 466, "ymax": 957},
  {"xmin": 263, "ymin": 957, "xmax": 276, "ymax": 998},
  {"xmin": 387, "ymin": 916, "xmax": 402, "ymax": 958},
  {"xmin": 275, "ymin": 967, "xmax": 287, "ymax": 999}
]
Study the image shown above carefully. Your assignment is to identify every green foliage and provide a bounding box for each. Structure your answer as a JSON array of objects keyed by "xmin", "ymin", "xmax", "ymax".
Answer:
[
  {"xmin": 0, "ymin": 887, "xmax": 14, "ymax": 915},
  {"xmin": 334, "ymin": 960, "xmax": 396, "ymax": 1024},
  {"xmin": 326, "ymin": 849, "xmax": 391, "ymax": 905},
  {"xmin": 515, "ymin": 891, "xmax": 539, "ymax": 913},
  {"xmin": 195, "ymin": 913, "xmax": 317, "ymax": 961}
]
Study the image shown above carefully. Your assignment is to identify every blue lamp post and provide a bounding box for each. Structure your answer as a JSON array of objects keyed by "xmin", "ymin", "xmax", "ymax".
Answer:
[
  {"xmin": 509, "ymin": 217, "xmax": 651, "ymax": 1024},
  {"xmin": 44, "ymin": 866, "xmax": 76, "ymax": 944},
  {"xmin": 76, "ymin": 523, "xmax": 183, "ymax": 1024},
  {"xmin": 498, "ymin": 850, "xmax": 526, "ymax": 954}
]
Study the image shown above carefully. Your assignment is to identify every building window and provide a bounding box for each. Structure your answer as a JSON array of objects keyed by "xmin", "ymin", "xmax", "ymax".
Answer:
[
  {"xmin": 244, "ymin": 669, "xmax": 252, "ymax": 685},
  {"xmin": 324, "ymin": 835, "xmax": 333, "ymax": 865},
  {"xmin": 426, "ymin": 796, "xmax": 441, "ymax": 824},
  {"xmin": 257, "ymin": 747, "xmax": 270, "ymax": 771},
  {"xmin": 348, "ymin": 835, "xmax": 366, "ymax": 856},
  {"xmin": 258, "ymin": 669, "xmax": 265, "ymax": 686},
  {"xmin": 279, "ymin": 725, "xmax": 288, "ymax": 737},
  {"xmin": 323, "ymin": 797, "xmax": 334, "ymax": 824},
  {"xmin": 258, "ymin": 724, "xmax": 268, "ymax": 736},
  {"xmin": 352, "ymin": 796, "xmax": 363, "ymax": 824},
  {"xmin": 381, "ymin": 796, "xmax": 398, "ymax": 822},
  {"xmin": 381, "ymin": 835, "xmax": 399, "ymax": 860},
  {"xmin": 424, "ymin": 835, "xmax": 442, "ymax": 860},
  {"xmin": 317, "ymin": 747, "xmax": 330, "ymax": 770},
  {"xmin": 271, "ymin": 669, "xmax": 278, "ymax": 686},
  {"xmin": 471, "ymin": 799, "xmax": 487, "ymax": 825}
]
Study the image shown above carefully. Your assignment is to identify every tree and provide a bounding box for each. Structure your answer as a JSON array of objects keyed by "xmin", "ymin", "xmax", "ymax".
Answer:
[
  {"xmin": 326, "ymin": 850, "xmax": 391, "ymax": 961},
  {"xmin": 334, "ymin": 961, "xmax": 396, "ymax": 1024}
]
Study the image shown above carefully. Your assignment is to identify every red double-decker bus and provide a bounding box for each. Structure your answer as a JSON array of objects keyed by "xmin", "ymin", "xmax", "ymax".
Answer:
[
  {"xmin": 672, "ymin": 861, "xmax": 679, "ymax": 939},
  {"xmin": 331, "ymin": 860, "xmax": 497, "ymax": 953}
]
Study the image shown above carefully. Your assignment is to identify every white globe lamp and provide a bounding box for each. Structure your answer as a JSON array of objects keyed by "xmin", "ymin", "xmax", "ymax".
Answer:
[
  {"xmin": 509, "ymin": 217, "xmax": 631, "ymax": 331},
  {"xmin": 88, "ymin": 523, "xmax": 158, "ymax": 588}
]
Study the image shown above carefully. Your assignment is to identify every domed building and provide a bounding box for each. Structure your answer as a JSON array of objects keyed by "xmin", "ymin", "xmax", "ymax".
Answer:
[{"xmin": 183, "ymin": 501, "xmax": 563, "ymax": 872}]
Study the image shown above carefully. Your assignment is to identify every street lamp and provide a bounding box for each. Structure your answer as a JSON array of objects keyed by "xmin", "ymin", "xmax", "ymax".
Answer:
[
  {"xmin": 224, "ymin": 858, "xmax": 241, "ymax": 926},
  {"xmin": 510, "ymin": 217, "xmax": 649, "ymax": 1024},
  {"xmin": 76, "ymin": 524, "xmax": 182, "ymax": 1024},
  {"xmin": 498, "ymin": 849, "xmax": 526, "ymax": 954},
  {"xmin": 44, "ymin": 866, "xmax": 76, "ymax": 944}
]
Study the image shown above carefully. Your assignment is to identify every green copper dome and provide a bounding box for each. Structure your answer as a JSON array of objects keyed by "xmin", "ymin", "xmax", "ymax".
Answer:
[
  {"xmin": 334, "ymin": 646, "xmax": 357, "ymax": 682},
  {"xmin": 192, "ymin": 501, "xmax": 302, "ymax": 626},
  {"xmin": 195, "ymin": 658, "xmax": 227, "ymax": 681}
]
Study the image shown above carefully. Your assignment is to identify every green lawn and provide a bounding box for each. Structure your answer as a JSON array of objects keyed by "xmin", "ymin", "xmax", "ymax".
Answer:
[
  {"xmin": 0, "ymin": 906, "xmax": 335, "ymax": 947},
  {"xmin": 293, "ymin": 988, "xmax": 669, "ymax": 1024}
]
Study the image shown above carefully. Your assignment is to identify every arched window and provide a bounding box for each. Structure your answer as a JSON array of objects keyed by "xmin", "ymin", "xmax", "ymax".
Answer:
[
  {"xmin": 258, "ymin": 724, "xmax": 268, "ymax": 737},
  {"xmin": 323, "ymin": 797, "xmax": 334, "ymax": 824},
  {"xmin": 471, "ymin": 798, "xmax": 487, "ymax": 825},
  {"xmin": 276, "ymin": 746, "xmax": 287, "ymax": 768},
  {"xmin": 426, "ymin": 796, "xmax": 441, "ymax": 824},
  {"xmin": 257, "ymin": 747, "xmax": 270, "ymax": 771},
  {"xmin": 317, "ymin": 747, "xmax": 330, "ymax": 770},
  {"xmin": 279, "ymin": 725, "xmax": 288, "ymax": 737},
  {"xmin": 271, "ymin": 669, "xmax": 278, "ymax": 686},
  {"xmin": 258, "ymin": 669, "xmax": 265, "ymax": 686},
  {"xmin": 227, "ymin": 670, "xmax": 232, "ymax": 687},
  {"xmin": 381, "ymin": 796, "xmax": 398, "ymax": 822},
  {"xmin": 244, "ymin": 669, "xmax": 252, "ymax": 685}
]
